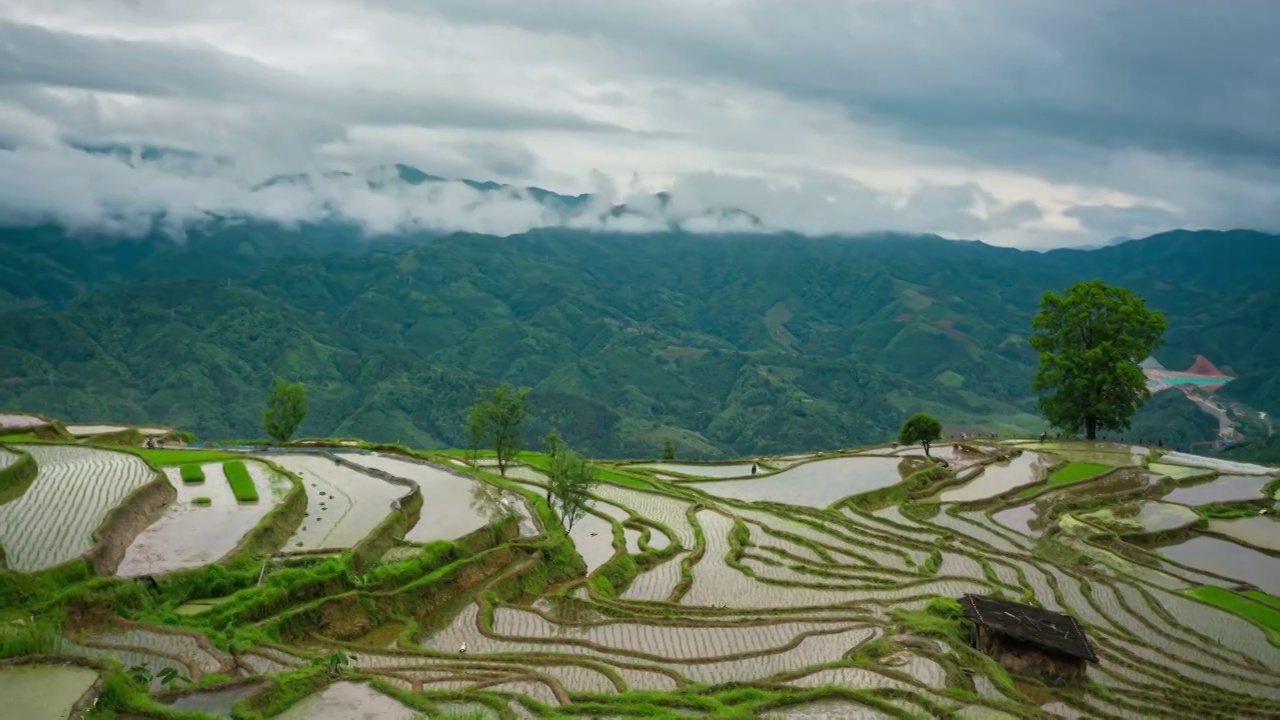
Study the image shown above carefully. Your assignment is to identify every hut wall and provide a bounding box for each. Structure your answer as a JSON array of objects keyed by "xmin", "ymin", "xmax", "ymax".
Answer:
[{"xmin": 974, "ymin": 627, "xmax": 1086, "ymax": 682}]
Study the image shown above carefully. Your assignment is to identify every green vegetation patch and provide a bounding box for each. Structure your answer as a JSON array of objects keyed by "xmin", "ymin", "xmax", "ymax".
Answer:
[
  {"xmin": 1014, "ymin": 461, "xmax": 1109, "ymax": 499},
  {"xmin": 119, "ymin": 447, "xmax": 243, "ymax": 466},
  {"xmin": 223, "ymin": 460, "xmax": 259, "ymax": 502},
  {"xmin": 192, "ymin": 497, "xmax": 212, "ymax": 506},
  {"xmin": 1185, "ymin": 585, "xmax": 1280, "ymax": 639},
  {"xmin": 178, "ymin": 463, "xmax": 206, "ymax": 484}
]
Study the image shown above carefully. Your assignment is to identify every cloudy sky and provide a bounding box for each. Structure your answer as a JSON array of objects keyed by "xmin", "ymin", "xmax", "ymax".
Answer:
[{"xmin": 1, "ymin": 0, "xmax": 1277, "ymax": 247}]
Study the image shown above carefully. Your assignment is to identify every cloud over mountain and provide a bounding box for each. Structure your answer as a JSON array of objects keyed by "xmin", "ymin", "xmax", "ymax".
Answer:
[{"xmin": 1, "ymin": 1, "xmax": 1278, "ymax": 247}]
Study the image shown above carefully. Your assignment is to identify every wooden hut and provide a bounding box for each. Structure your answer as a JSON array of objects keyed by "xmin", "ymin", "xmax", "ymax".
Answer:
[{"xmin": 959, "ymin": 594, "xmax": 1098, "ymax": 682}]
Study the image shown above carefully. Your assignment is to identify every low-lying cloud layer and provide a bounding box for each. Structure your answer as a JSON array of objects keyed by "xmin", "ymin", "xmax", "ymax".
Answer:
[{"xmin": 1, "ymin": 1, "xmax": 1278, "ymax": 248}]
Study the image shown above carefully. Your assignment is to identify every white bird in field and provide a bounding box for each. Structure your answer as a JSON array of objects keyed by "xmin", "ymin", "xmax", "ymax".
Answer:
[{"xmin": 459, "ymin": 641, "xmax": 468, "ymax": 654}]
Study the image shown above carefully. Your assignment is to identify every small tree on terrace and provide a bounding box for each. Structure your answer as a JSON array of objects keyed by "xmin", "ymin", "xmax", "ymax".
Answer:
[
  {"xmin": 546, "ymin": 446, "xmax": 600, "ymax": 532},
  {"xmin": 545, "ymin": 428, "xmax": 563, "ymax": 458},
  {"xmin": 898, "ymin": 412, "xmax": 942, "ymax": 458},
  {"xmin": 263, "ymin": 377, "xmax": 308, "ymax": 443},
  {"xmin": 1030, "ymin": 280, "xmax": 1166, "ymax": 440},
  {"xmin": 661, "ymin": 437, "xmax": 676, "ymax": 461},
  {"xmin": 466, "ymin": 383, "xmax": 531, "ymax": 477}
]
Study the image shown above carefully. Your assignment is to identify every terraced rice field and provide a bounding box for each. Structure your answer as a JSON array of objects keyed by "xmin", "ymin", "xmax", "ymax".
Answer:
[
  {"xmin": 1205, "ymin": 515, "xmax": 1280, "ymax": 551},
  {"xmin": 1078, "ymin": 501, "xmax": 1202, "ymax": 535},
  {"xmin": 271, "ymin": 454, "xmax": 409, "ymax": 552},
  {"xmin": 1162, "ymin": 474, "xmax": 1271, "ymax": 504},
  {"xmin": 117, "ymin": 461, "xmax": 290, "ymax": 576},
  {"xmin": 1160, "ymin": 452, "xmax": 1276, "ymax": 476},
  {"xmin": 1148, "ymin": 461, "xmax": 1215, "ymax": 480},
  {"xmin": 10, "ymin": 437, "xmax": 1280, "ymax": 719},
  {"xmin": 633, "ymin": 462, "xmax": 760, "ymax": 478},
  {"xmin": 689, "ymin": 456, "xmax": 904, "ymax": 507},
  {"xmin": 0, "ymin": 447, "xmax": 18, "ymax": 471},
  {"xmin": 938, "ymin": 451, "xmax": 1052, "ymax": 502},
  {"xmin": 338, "ymin": 453, "xmax": 518, "ymax": 543},
  {"xmin": 1159, "ymin": 535, "xmax": 1280, "ymax": 594},
  {"xmin": 0, "ymin": 445, "xmax": 156, "ymax": 570},
  {"xmin": 0, "ymin": 412, "xmax": 46, "ymax": 429}
]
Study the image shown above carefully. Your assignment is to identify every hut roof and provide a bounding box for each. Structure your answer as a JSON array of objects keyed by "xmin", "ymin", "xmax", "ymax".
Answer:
[{"xmin": 959, "ymin": 594, "xmax": 1098, "ymax": 663}]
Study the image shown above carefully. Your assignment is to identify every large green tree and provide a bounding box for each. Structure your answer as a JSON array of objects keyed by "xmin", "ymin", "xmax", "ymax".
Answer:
[
  {"xmin": 898, "ymin": 412, "xmax": 942, "ymax": 457},
  {"xmin": 262, "ymin": 377, "xmax": 308, "ymax": 443},
  {"xmin": 1030, "ymin": 280, "xmax": 1166, "ymax": 440},
  {"xmin": 466, "ymin": 383, "xmax": 531, "ymax": 477}
]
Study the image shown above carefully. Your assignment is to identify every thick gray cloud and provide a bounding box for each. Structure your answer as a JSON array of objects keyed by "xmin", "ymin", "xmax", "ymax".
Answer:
[{"xmin": 0, "ymin": 0, "xmax": 1276, "ymax": 246}]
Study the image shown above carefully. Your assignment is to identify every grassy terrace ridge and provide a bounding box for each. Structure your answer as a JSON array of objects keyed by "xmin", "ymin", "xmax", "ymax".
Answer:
[{"xmin": 1, "ymin": 434, "xmax": 1280, "ymax": 719}]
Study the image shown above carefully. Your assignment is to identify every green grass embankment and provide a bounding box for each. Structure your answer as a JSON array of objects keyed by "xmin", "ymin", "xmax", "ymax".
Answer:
[
  {"xmin": 223, "ymin": 461, "xmax": 259, "ymax": 502},
  {"xmin": 120, "ymin": 447, "xmax": 243, "ymax": 466}
]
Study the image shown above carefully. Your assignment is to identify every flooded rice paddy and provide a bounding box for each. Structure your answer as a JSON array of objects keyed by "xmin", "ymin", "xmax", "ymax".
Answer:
[
  {"xmin": 274, "ymin": 681, "xmax": 417, "ymax": 720},
  {"xmin": 1159, "ymin": 535, "xmax": 1280, "ymax": 594},
  {"xmin": 1160, "ymin": 452, "xmax": 1277, "ymax": 476},
  {"xmin": 118, "ymin": 461, "xmax": 289, "ymax": 576},
  {"xmin": 9, "ymin": 436, "xmax": 1280, "ymax": 719},
  {"xmin": 271, "ymin": 454, "xmax": 408, "ymax": 551},
  {"xmin": 1205, "ymin": 515, "xmax": 1280, "ymax": 552},
  {"xmin": 338, "ymin": 453, "xmax": 518, "ymax": 543},
  {"xmin": 1148, "ymin": 461, "xmax": 1215, "ymax": 479},
  {"xmin": 1077, "ymin": 501, "xmax": 1201, "ymax": 535},
  {"xmin": 633, "ymin": 462, "xmax": 760, "ymax": 478},
  {"xmin": 1162, "ymin": 474, "xmax": 1271, "ymax": 504},
  {"xmin": 938, "ymin": 451, "xmax": 1052, "ymax": 502},
  {"xmin": 688, "ymin": 456, "xmax": 904, "ymax": 507},
  {"xmin": 0, "ymin": 412, "xmax": 46, "ymax": 429},
  {"xmin": 0, "ymin": 664, "xmax": 98, "ymax": 720},
  {"xmin": 0, "ymin": 445, "xmax": 155, "ymax": 570},
  {"xmin": 166, "ymin": 683, "xmax": 262, "ymax": 717}
]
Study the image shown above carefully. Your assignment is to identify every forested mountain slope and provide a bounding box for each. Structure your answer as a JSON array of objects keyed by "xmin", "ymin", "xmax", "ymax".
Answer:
[{"xmin": 1, "ymin": 225, "xmax": 1276, "ymax": 458}]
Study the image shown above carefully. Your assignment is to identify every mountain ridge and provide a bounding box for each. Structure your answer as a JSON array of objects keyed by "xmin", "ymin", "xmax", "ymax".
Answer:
[{"xmin": 0, "ymin": 221, "xmax": 1276, "ymax": 458}]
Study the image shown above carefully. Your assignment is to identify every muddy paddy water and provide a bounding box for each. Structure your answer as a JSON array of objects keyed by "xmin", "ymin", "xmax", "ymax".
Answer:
[
  {"xmin": 167, "ymin": 683, "xmax": 262, "ymax": 717},
  {"xmin": 688, "ymin": 456, "xmax": 904, "ymax": 507},
  {"xmin": 634, "ymin": 462, "xmax": 760, "ymax": 478},
  {"xmin": 275, "ymin": 681, "xmax": 418, "ymax": 720},
  {"xmin": 939, "ymin": 452, "xmax": 1052, "ymax": 503},
  {"xmin": 1206, "ymin": 516, "xmax": 1280, "ymax": 552},
  {"xmin": 339, "ymin": 453, "xmax": 523, "ymax": 543},
  {"xmin": 118, "ymin": 462, "xmax": 289, "ymax": 576},
  {"xmin": 0, "ymin": 664, "xmax": 98, "ymax": 720},
  {"xmin": 1163, "ymin": 475, "xmax": 1271, "ymax": 505},
  {"xmin": 1160, "ymin": 535, "xmax": 1280, "ymax": 594}
]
